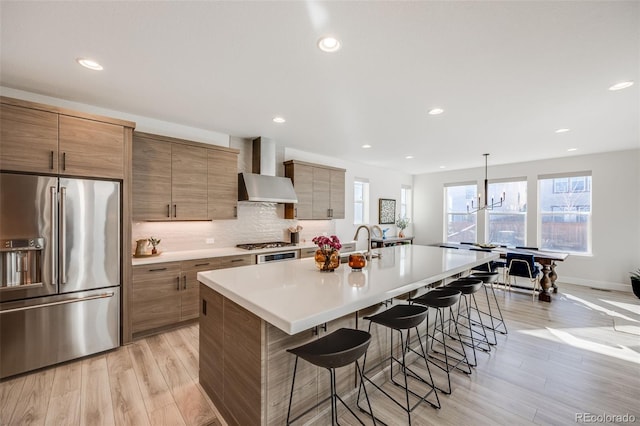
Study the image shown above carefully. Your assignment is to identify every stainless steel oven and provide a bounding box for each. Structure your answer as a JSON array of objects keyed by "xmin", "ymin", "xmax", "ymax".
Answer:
[{"xmin": 256, "ymin": 250, "xmax": 299, "ymax": 264}]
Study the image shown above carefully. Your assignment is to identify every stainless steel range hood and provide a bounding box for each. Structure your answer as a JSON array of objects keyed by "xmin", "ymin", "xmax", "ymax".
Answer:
[{"xmin": 238, "ymin": 137, "xmax": 298, "ymax": 203}]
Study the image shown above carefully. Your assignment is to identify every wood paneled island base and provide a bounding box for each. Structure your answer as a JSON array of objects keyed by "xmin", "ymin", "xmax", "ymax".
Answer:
[{"xmin": 199, "ymin": 284, "xmax": 357, "ymax": 426}]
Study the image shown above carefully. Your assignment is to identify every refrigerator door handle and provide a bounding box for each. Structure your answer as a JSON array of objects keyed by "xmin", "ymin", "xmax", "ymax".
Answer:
[
  {"xmin": 60, "ymin": 186, "xmax": 67, "ymax": 285},
  {"xmin": 0, "ymin": 291, "xmax": 115, "ymax": 314},
  {"xmin": 50, "ymin": 186, "xmax": 57, "ymax": 286}
]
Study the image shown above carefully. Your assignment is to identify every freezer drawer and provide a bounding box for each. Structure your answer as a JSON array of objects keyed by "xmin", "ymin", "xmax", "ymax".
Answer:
[{"xmin": 0, "ymin": 288, "xmax": 120, "ymax": 379}]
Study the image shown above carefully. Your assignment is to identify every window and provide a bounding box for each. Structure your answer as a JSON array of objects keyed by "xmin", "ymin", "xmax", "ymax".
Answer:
[
  {"xmin": 444, "ymin": 183, "xmax": 477, "ymax": 243},
  {"xmin": 539, "ymin": 173, "xmax": 592, "ymax": 254},
  {"xmin": 400, "ymin": 185, "xmax": 412, "ymax": 219},
  {"xmin": 553, "ymin": 176, "xmax": 590, "ymax": 193},
  {"xmin": 354, "ymin": 178, "xmax": 369, "ymax": 225},
  {"xmin": 486, "ymin": 179, "xmax": 527, "ymax": 247}
]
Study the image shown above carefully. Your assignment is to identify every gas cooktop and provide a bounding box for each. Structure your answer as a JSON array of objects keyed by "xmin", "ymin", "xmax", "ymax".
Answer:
[{"xmin": 236, "ymin": 241, "xmax": 295, "ymax": 250}]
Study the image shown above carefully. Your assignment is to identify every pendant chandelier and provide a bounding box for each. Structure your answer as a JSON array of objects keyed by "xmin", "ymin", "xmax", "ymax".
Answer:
[{"xmin": 467, "ymin": 153, "xmax": 505, "ymax": 213}]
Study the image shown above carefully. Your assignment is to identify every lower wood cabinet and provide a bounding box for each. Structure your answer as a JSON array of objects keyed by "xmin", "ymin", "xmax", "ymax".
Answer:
[
  {"xmin": 132, "ymin": 254, "xmax": 254, "ymax": 336},
  {"xmin": 132, "ymin": 262, "xmax": 182, "ymax": 334}
]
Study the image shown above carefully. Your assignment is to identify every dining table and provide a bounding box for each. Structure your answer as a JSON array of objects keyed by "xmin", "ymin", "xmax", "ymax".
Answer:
[{"xmin": 437, "ymin": 243, "xmax": 569, "ymax": 302}]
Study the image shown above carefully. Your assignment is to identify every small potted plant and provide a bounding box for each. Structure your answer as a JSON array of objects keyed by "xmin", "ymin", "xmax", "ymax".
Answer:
[
  {"xmin": 396, "ymin": 216, "xmax": 410, "ymax": 238},
  {"xmin": 148, "ymin": 237, "xmax": 161, "ymax": 255},
  {"xmin": 630, "ymin": 269, "xmax": 640, "ymax": 299},
  {"xmin": 312, "ymin": 235, "xmax": 342, "ymax": 272}
]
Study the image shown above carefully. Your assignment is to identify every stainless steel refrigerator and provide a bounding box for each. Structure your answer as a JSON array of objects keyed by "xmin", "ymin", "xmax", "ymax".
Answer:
[{"xmin": 0, "ymin": 172, "xmax": 120, "ymax": 379}]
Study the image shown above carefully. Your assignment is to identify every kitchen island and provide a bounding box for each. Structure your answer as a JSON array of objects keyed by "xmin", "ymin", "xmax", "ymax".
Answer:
[{"xmin": 197, "ymin": 244, "xmax": 498, "ymax": 425}]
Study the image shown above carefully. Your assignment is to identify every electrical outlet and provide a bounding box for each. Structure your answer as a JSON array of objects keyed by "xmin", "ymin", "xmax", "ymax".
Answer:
[{"xmin": 205, "ymin": 238, "xmax": 215, "ymax": 244}]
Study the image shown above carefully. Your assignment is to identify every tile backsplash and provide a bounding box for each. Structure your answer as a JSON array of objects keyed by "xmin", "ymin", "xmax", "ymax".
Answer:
[{"xmin": 132, "ymin": 202, "xmax": 335, "ymax": 252}]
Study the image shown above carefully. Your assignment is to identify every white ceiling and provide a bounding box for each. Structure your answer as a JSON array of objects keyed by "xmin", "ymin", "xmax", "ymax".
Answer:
[{"xmin": 1, "ymin": 1, "xmax": 638, "ymax": 174}]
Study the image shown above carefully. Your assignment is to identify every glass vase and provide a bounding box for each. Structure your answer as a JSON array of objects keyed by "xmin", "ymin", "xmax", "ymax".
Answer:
[{"xmin": 315, "ymin": 249, "xmax": 340, "ymax": 272}]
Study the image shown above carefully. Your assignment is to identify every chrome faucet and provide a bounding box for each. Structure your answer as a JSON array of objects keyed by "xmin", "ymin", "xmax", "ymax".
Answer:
[{"xmin": 353, "ymin": 225, "xmax": 383, "ymax": 260}]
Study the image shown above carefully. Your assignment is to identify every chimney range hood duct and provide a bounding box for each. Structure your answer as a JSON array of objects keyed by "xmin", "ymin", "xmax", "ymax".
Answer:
[{"xmin": 238, "ymin": 137, "xmax": 298, "ymax": 203}]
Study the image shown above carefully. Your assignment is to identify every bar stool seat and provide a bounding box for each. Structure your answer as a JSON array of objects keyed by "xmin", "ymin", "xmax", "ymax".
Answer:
[
  {"xmin": 288, "ymin": 328, "xmax": 370, "ymax": 369},
  {"xmin": 364, "ymin": 304, "xmax": 428, "ymax": 329},
  {"xmin": 358, "ymin": 304, "xmax": 440, "ymax": 425},
  {"xmin": 286, "ymin": 328, "xmax": 375, "ymax": 425},
  {"xmin": 409, "ymin": 288, "xmax": 471, "ymax": 394},
  {"xmin": 469, "ymin": 272, "xmax": 508, "ymax": 341}
]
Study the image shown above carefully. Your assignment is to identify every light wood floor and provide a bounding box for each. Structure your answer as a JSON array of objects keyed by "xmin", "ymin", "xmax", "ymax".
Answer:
[{"xmin": 1, "ymin": 283, "xmax": 639, "ymax": 426}]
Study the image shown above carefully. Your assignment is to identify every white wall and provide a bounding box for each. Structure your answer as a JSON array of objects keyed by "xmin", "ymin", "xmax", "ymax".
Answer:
[
  {"xmin": 284, "ymin": 148, "xmax": 414, "ymax": 251},
  {"xmin": 413, "ymin": 149, "xmax": 640, "ymax": 291}
]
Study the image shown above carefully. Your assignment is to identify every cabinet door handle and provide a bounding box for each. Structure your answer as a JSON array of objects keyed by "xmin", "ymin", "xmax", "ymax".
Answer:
[
  {"xmin": 294, "ymin": 207, "xmax": 297, "ymax": 218},
  {"xmin": 231, "ymin": 259, "xmax": 243, "ymax": 263},
  {"xmin": 202, "ymin": 299, "xmax": 207, "ymax": 315},
  {"xmin": 62, "ymin": 152, "xmax": 66, "ymax": 171},
  {"xmin": 176, "ymin": 276, "xmax": 180, "ymax": 291},
  {"xmin": 173, "ymin": 204, "xmax": 177, "ymax": 218},
  {"xmin": 50, "ymin": 151, "xmax": 54, "ymax": 170},
  {"xmin": 167, "ymin": 204, "xmax": 171, "ymax": 218},
  {"xmin": 148, "ymin": 267, "xmax": 167, "ymax": 272},
  {"xmin": 194, "ymin": 262, "xmax": 210, "ymax": 267},
  {"xmin": 183, "ymin": 275, "xmax": 187, "ymax": 290},
  {"xmin": 233, "ymin": 206, "xmax": 237, "ymax": 218}
]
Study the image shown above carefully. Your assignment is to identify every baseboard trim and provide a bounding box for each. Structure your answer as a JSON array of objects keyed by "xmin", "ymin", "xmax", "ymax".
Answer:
[{"xmin": 558, "ymin": 276, "xmax": 632, "ymax": 293}]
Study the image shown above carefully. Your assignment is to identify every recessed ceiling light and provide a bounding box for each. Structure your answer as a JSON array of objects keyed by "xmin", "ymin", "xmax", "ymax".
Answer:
[
  {"xmin": 555, "ymin": 128, "xmax": 570, "ymax": 133},
  {"xmin": 317, "ymin": 36, "xmax": 341, "ymax": 53},
  {"xmin": 609, "ymin": 81, "xmax": 634, "ymax": 91},
  {"xmin": 439, "ymin": 165, "xmax": 447, "ymax": 169},
  {"xmin": 428, "ymin": 108, "xmax": 444, "ymax": 115},
  {"xmin": 405, "ymin": 155, "xmax": 414, "ymax": 160},
  {"xmin": 361, "ymin": 144, "xmax": 371, "ymax": 149},
  {"xmin": 567, "ymin": 148, "xmax": 578, "ymax": 152},
  {"xmin": 76, "ymin": 58, "xmax": 103, "ymax": 71},
  {"xmin": 273, "ymin": 116, "xmax": 286, "ymax": 124}
]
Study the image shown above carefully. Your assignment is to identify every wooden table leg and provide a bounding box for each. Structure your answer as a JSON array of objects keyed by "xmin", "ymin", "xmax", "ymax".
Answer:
[
  {"xmin": 538, "ymin": 260, "xmax": 552, "ymax": 302},
  {"xmin": 550, "ymin": 261, "xmax": 558, "ymax": 293}
]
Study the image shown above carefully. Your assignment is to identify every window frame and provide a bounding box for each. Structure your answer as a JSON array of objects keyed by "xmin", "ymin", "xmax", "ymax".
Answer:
[
  {"xmin": 538, "ymin": 172, "xmax": 592, "ymax": 255},
  {"xmin": 444, "ymin": 182, "xmax": 478, "ymax": 244},
  {"xmin": 400, "ymin": 184, "xmax": 412, "ymax": 220},
  {"xmin": 353, "ymin": 178, "xmax": 370, "ymax": 225},
  {"xmin": 485, "ymin": 178, "xmax": 528, "ymax": 247}
]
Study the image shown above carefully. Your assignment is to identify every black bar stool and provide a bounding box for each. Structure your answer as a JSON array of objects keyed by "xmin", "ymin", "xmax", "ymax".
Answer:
[
  {"xmin": 409, "ymin": 288, "xmax": 471, "ymax": 395},
  {"xmin": 469, "ymin": 271, "xmax": 508, "ymax": 344},
  {"xmin": 358, "ymin": 304, "xmax": 440, "ymax": 425},
  {"xmin": 445, "ymin": 278, "xmax": 491, "ymax": 366},
  {"xmin": 286, "ymin": 328, "xmax": 376, "ymax": 425}
]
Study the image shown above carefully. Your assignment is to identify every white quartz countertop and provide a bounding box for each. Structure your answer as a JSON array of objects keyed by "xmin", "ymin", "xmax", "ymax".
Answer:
[
  {"xmin": 131, "ymin": 242, "xmax": 318, "ymax": 266},
  {"xmin": 197, "ymin": 245, "xmax": 499, "ymax": 335}
]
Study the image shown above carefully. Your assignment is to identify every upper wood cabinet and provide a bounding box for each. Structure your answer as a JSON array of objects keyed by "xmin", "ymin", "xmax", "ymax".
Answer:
[
  {"xmin": 0, "ymin": 98, "xmax": 132, "ymax": 179},
  {"xmin": 132, "ymin": 131, "xmax": 239, "ymax": 221},
  {"xmin": 283, "ymin": 160, "xmax": 345, "ymax": 220},
  {"xmin": 171, "ymin": 143, "xmax": 208, "ymax": 220},
  {"xmin": 284, "ymin": 161, "xmax": 313, "ymax": 219},
  {"xmin": 58, "ymin": 115, "xmax": 125, "ymax": 179},
  {"xmin": 0, "ymin": 104, "xmax": 59, "ymax": 173},
  {"xmin": 132, "ymin": 136, "xmax": 172, "ymax": 220},
  {"xmin": 208, "ymin": 149, "xmax": 238, "ymax": 220}
]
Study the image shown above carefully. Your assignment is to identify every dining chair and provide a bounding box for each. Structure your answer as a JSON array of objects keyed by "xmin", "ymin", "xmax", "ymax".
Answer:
[{"xmin": 505, "ymin": 253, "xmax": 541, "ymax": 298}]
